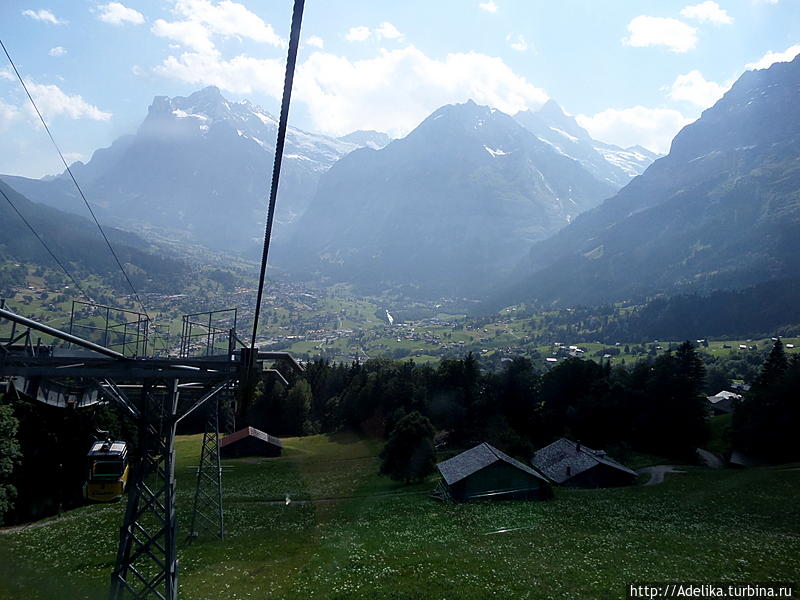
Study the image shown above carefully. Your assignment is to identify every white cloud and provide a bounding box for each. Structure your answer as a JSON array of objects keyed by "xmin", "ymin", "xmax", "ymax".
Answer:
[
  {"xmin": 623, "ymin": 16, "xmax": 698, "ymax": 53},
  {"xmin": 21, "ymin": 9, "xmax": 64, "ymax": 24},
  {"xmin": 153, "ymin": 19, "xmax": 215, "ymax": 53},
  {"xmin": 507, "ymin": 34, "xmax": 528, "ymax": 52},
  {"xmin": 296, "ymin": 48, "xmax": 549, "ymax": 136},
  {"xmin": 26, "ymin": 82, "xmax": 112, "ymax": 121},
  {"xmin": 345, "ymin": 26, "xmax": 372, "ymax": 42},
  {"xmin": 680, "ymin": 1, "xmax": 733, "ymax": 25},
  {"xmin": 154, "ymin": 52, "xmax": 286, "ymax": 98},
  {"xmin": 155, "ymin": 45, "xmax": 549, "ymax": 138},
  {"xmin": 745, "ymin": 44, "xmax": 800, "ymax": 70},
  {"xmin": 0, "ymin": 99, "xmax": 20, "ymax": 130},
  {"xmin": 668, "ymin": 70, "xmax": 728, "ymax": 108},
  {"xmin": 306, "ymin": 35, "xmax": 324, "ymax": 49},
  {"xmin": 577, "ymin": 106, "xmax": 693, "ymax": 154},
  {"xmin": 48, "ymin": 46, "xmax": 67, "ymax": 57},
  {"xmin": 375, "ymin": 22, "xmax": 403, "ymax": 40},
  {"xmin": 479, "ymin": 1, "xmax": 498, "ymax": 13},
  {"xmin": 345, "ymin": 23, "xmax": 404, "ymax": 43},
  {"xmin": 152, "ymin": 0, "xmax": 284, "ymax": 54},
  {"xmin": 97, "ymin": 2, "xmax": 145, "ymax": 25},
  {"xmin": 0, "ymin": 69, "xmax": 13, "ymax": 81}
]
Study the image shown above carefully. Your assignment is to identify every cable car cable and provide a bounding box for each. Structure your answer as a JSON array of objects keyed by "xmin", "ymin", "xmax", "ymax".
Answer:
[
  {"xmin": 250, "ymin": 0, "xmax": 306, "ymax": 349},
  {"xmin": 1, "ymin": 38, "xmax": 167, "ymax": 353},
  {"xmin": 0, "ymin": 185, "xmax": 92, "ymax": 302},
  {"xmin": 0, "ymin": 40, "xmax": 157, "ymax": 328}
]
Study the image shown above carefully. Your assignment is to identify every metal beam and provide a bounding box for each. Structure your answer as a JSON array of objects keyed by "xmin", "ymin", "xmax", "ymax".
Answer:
[
  {"xmin": 175, "ymin": 380, "xmax": 231, "ymax": 425},
  {"xmin": 99, "ymin": 379, "xmax": 141, "ymax": 420},
  {"xmin": 0, "ymin": 366, "xmax": 233, "ymax": 380},
  {"xmin": 0, "ymin": 306, "xmax": 127, "ymax": 360}
]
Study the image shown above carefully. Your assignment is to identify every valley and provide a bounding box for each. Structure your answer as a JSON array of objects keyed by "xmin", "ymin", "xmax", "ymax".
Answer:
[{"xmin": 2, "ymin": 8, "xmax": 800, "ymax": 598}]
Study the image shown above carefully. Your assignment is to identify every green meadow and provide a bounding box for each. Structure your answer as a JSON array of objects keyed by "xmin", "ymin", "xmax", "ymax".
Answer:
[{"xmin": 1, "ymin": 434, "xmax": 798, "ymax": 600}]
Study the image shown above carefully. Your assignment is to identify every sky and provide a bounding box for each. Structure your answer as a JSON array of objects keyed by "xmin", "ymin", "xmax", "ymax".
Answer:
[{"xmin": 0, "ymin": 0, "xmax": 798, "ymax": 178}]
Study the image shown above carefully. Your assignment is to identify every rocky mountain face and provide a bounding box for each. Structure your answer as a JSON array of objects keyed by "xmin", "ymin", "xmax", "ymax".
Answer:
[
  {"xmin": 336, "ymin": 130, "xmax": 391, "ymax": 150},
  {"xmin": 490, "ymin": 55, "xmax": 800, "ymax": 309},
  {"xmin": 2, "ymin": 88, "xmax": 658, "ymax": 298},
  {"xmin": 283, "ymin": 100, "xmax": 623, "ymax": 297},
  {"xmin": 514, "ymin": 100, "xmax": 659, "ymax": 187},
  {"xmin": 2, "ymin": 87, "xmax": 376, "ymax": 252}
]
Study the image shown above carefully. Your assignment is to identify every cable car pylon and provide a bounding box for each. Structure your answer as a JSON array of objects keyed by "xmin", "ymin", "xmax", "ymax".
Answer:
[
  {"xmin": 188, "ymin": 393, "xmax": 226, "ymax": 541},
  {"xmin": 0, "ymin": 305, "xmax": 302, "ymax": 599}
]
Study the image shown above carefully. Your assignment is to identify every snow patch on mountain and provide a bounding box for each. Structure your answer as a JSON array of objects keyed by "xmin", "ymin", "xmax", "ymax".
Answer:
[
  {"xmin": 550, "ymin": 127, "xmax": 579, "ymax": 142},
  {"xmin": 484, "ymin": 145, "xmax": 508, "ymax": 157},
  {"xmin": 593, "ymin": 145, "xmax": 658, "ymax": 178}
]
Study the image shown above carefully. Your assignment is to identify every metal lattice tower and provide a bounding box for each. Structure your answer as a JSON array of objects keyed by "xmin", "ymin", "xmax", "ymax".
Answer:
[
  {"xmin": 188, "ymin": 394, "xmax": 224, "ymax": 540},
  {"xmin": 1, "ymin": 304, "xmax": 301, "ymax": 600},
  {"xmin": 111, "ymin": 380, "xmax": 180, "ymax": 600}
]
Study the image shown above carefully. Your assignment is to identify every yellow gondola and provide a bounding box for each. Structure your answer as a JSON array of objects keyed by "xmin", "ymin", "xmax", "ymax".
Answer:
[{"xmin": 84, "ymin": 439, "xmax": 129, "ymax": 502}]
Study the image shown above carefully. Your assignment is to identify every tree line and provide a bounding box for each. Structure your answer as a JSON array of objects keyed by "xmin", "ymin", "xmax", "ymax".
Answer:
[
  {"xmin": 2, "ymin": 339, "xmax": 796, "ymax": 524},
  {"xmin": 246, "ymin": 343, "xmax": 712, "ymax": 463}
]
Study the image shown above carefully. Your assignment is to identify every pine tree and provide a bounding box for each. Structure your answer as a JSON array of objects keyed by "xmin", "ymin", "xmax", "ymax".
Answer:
[
  {"xmin": 0, "ymin": 400, "xmax": 21, "ymax": 522},
  {"xmin": 285, "ymin": 380, "xmax": 313, "ymax": 436},
  {"xmin": 753, "ymin": 338, "xmax": 788, "ymax": 392},
  {"xmin": 379, "ymin": 411, "xmax": 436, "ymax": 483}
]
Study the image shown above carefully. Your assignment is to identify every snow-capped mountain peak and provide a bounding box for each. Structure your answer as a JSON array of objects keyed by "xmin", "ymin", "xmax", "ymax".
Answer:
[
  {"xmin": 143, "ymin": 86, "xmax": 379, "ymax": 168},
  {"xmin": 514, "ymin": 100, "xmax": 659, "ymax": 185}
]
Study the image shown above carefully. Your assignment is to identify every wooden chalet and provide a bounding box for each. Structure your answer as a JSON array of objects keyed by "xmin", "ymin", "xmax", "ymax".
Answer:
[
  {"xmin": 436, "ymin": 442, "xmax": 550, "ymax": 502},
  {"xmin": 531, "ymin": 438, "xmax": 637, "ymax": 488},
  {"xmin": 220, "ymin": 426, "xmax": 283, "ymax": 459}
]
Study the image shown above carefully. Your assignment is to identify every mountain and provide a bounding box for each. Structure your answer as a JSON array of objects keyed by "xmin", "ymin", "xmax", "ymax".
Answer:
[
  {"xmin": 336, "ymin": 130, "xmax": 391, "ymax": 150},
  {"xmin": 514, "ymin": 100, "xmax": 659, "ymax": 186},
  {"xmin": 490, "ymin": 55, "xmax": 800, "ymax": 309},
  {"xmin": 282, "ymin": 100, "xmax": 621, "ymax": 297},
  {"xmin": 1, "ymin": 87, "xmax": 379, "ymax": 253},
  {"xmin": 0, "ymin": 179, "xmax": 183, "ymax": 292}
]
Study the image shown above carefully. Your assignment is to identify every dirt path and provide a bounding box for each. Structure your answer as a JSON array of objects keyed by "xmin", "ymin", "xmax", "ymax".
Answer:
[
  {"xmin": 637, "ymin": 465, "xmax": 688, "ymax": 486},
  {"xmin": 0, "ymin": 512, "xmax": 83, "ymax": 536}
]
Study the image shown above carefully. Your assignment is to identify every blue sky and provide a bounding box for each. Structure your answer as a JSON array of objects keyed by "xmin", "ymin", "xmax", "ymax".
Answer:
[{"xmin": 1, "ymin": 0, "xmax": 798, "ymax": 177}]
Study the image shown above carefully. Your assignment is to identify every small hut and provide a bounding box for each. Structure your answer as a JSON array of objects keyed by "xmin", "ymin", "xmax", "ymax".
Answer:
[
  {"xmin": 531, "ymin": 438, "xmax": 637, "ymax": 488},
  {"xmin": 435, "ymin": 442, "xmax": 550, "ymax": 502},
  {"xmin": 220, "ymin": 426, "xmax": 283, "ymax": 459},
  {"xmin": 706, "ymin": 390, "xmax": 741, "ymax": 416}
]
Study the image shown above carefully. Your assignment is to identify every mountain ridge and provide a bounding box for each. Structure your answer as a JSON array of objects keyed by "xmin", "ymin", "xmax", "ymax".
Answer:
[
  {"xmin": 282, "ymin": 98, "xmax": 626, "ymax": 296},
  {"xmin": 486, "ymin": 54, "xmax": 800, "ymax": 310}
]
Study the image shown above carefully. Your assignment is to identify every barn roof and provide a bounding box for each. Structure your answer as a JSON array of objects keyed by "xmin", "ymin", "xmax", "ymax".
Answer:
[
  {"xmin": 708, "ymin": 390, "xmax": 741, "ymax": 402},
  {"xmin": 531, "ymin": 438, "xmax": 637, "ymax": 484},
  {"xmin": 220, "ymin": 426, "xmax": 283, "ymax": 449},
  {"xmin": 437, "ymin": 442, "xmax": 548, "ymax": 486}
]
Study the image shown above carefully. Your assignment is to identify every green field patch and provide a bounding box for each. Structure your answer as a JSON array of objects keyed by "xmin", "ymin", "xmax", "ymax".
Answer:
[{"xmin": 2, "ymin": 435, "xmax": 799, "ymax": 600}]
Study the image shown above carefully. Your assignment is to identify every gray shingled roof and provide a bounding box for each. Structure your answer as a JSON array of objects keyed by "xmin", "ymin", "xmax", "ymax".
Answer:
[
  {"xmin": 531, "ymin": 438, "xmax": 637, "ymax": 484},
  {"xmin": 437, "ymin": 442, "xmax": 548, "ymax": 486}
]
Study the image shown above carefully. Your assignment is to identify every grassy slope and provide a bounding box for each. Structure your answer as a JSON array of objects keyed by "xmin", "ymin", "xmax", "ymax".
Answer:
[{"xmin": 1, "ymin": 435, "xmax": 799, "ymax": 600}]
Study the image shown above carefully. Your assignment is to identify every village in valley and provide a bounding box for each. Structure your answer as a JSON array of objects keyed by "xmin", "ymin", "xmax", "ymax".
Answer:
[{"xmin": 3, "ymin": 272, "xmax": 799, "ymax": 598}]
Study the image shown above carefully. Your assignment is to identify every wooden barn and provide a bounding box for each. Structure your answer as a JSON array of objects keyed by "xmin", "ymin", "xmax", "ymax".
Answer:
[
  {"xmin": 435, "ymin": 442, "xmax": 550, "ymax": 502},
  {"xmin": 531, "ymin": 438, "xmax": 637, "ymax": 488},
  {"xmin": 706, "ymin": 390, "xmax": 741, "ymax": 416},
  {"xmin": 220, "ymin": 426, "xmax": 283, "ymax": 459}
]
